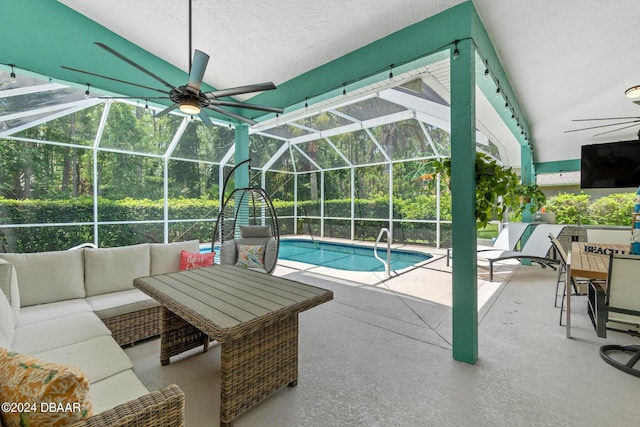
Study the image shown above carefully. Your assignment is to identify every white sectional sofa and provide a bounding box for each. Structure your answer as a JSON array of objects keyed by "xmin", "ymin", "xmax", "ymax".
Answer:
[{"xmin": 0, "ymin": 240, "xmax": 201, "ymax": 426}]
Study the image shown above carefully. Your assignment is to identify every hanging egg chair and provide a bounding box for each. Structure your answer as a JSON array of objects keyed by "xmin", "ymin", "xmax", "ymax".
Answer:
[{"xmin": 212, "ymin": 160, "xmax": 280, "ymax": 273}]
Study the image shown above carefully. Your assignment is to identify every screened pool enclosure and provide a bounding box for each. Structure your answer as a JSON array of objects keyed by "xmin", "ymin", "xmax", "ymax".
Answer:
[{"xmin": 0, "ymin": 50, "xmax": 525, "ymax": 253}]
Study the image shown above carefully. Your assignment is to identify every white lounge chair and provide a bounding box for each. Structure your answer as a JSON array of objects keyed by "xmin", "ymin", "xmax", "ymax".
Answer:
[
  {"xmin": 446, "ymin": 222, "xmax": 531, "ymax": 267},
  {"xmin": 480, "ymin": 223, "xmax": 567, "ymax": 281}
]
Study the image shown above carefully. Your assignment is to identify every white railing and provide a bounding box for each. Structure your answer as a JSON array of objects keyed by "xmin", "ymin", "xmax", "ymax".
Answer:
[{"xmin": 374, "ymin": 227, "xmax": 391, "ymax": 276}]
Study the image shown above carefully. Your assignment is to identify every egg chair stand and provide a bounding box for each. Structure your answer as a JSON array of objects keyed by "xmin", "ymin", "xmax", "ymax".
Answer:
[{"xmin": 212, "ymin": 160, "xmax": 280, "ymax": 273}]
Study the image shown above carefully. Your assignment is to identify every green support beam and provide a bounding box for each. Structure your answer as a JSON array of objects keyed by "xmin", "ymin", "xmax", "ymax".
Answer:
[
  {"xmin": 535, "ymin": 159, "xmax": 581, "ymax": 174},
  {"xmin": 234, "ymin": 125, "xmax": 250, "ymax": 188},
  {"xmin": 450, "ymin": 38, "xmax": 478, "ymax": 364}
]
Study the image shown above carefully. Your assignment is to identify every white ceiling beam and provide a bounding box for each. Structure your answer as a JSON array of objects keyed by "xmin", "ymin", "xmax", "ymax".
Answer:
[{"xmin": 0, "ymin": 83, "xmax": 69, "ymax": 99}]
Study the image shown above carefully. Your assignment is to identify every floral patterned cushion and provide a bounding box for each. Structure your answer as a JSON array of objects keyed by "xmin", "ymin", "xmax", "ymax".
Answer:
[
  {"xmin": 179, "ymin": 250, "xmax": 215, "ymax": 271},
  {"xmin": 0, "ymin": 348, "xmax": 93, "ymax": 427},
  {"xmin": 235, "ymin": 244, "xmax": 266, "ymax": 270}
]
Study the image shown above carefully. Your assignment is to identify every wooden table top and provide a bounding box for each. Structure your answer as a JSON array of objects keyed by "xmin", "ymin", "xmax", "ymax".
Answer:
[
  {"xmin": 569, "ymin": 242, "xmax": 629, "ymax": 281},
  {"xmin": 134, "ymin": 265, "xmax": 333, "ymax": 340}
]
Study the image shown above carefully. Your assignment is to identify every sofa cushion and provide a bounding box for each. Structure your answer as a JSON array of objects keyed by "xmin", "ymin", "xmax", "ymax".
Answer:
[
  {"xmin": 240, "ymin": 225, "xmax": 272, "ymax": 238},
  {"xmin": 84, "ymin": 244, "xmax": 150, "ymax": 297},
  {"xmin": 12, "ymin": 312, "xmax": 111, "ymax": 355},
  {"xmin": 235, "ymin": 244, "xmax": 266, "ymax": 270},
  {"xmin": 0, "ymin": 348, "xmax": 93, "ymax": 427},
  {"xmin": 0, "ymin": 329, "xmax": 8, "ymax": 349},
  {"xmin": 85, "ymin": 289, "xmax": 155, "ymax": 314},
  {"xmin": 150, "ymin": 240, "xmax": 200, "ymax": 275},
  {"xmin": 17, "ymin": 299, "xmax": 92, "ymax": 327},
  {"xmin": 0, "ymin": 259, "xmax": 20, "ymax": 322},
  {"xmin": 88, "ymin": 370, "xmax": 148, "ymax": 415},
  {"xmin": 35, "ymin": 336, "xmax": 133, "ymax": 384},
  {"xmin": 219, "ymin": 240, "xmax": 237, "ymax": 265},
  {"xmin": 0, "ymin": 289, "xmax": 14, "ymax": 345},
  {"xmin": 0, "ymin": 250, "xmax": 85, "ymax": 307},
  {"xmin": 179, "ymin": 250, "xmax": 215, "ymax": 270}
]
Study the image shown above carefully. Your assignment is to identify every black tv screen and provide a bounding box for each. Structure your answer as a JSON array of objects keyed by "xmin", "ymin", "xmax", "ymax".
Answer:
[{"xmin": 580, "ymin": 140, "xmax": 640, "ymax": 188}]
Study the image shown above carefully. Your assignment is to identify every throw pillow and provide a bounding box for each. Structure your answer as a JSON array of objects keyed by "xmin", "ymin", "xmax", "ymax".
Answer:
[
  {"xmin": 179, "ymin": 250, "xmax": 215, "ymax": 271},
  {"xmin": 0, "ymin": 348, "xmax": 93, "ymax": 427},
  {"xmin": 235, "ymin": 244, "xmax": 266, "ymax": 270}
]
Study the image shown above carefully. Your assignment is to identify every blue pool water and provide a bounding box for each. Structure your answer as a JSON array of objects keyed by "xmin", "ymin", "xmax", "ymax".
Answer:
[
  {"xmin": 201, "ymin": 240, "xmax": 431, "ymax": 272},
  {"xmin": 278, "ymin": 239, "xmax": 431, "ymax": 272}
]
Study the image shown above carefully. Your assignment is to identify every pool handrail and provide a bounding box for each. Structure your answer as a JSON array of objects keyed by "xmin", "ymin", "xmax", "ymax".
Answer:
[{"xmin": 374, "ymin": 228, "xmax": 391, "ymax": 276}]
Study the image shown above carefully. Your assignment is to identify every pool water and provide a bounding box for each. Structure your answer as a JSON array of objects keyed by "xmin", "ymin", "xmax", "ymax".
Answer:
[
  {"xmin": 201, "ymin": 239, "xmax": 432, "ymax": 272},
  {"xmin": 278, "ymin": 239, "xmax": 431, "ymax": 272}
]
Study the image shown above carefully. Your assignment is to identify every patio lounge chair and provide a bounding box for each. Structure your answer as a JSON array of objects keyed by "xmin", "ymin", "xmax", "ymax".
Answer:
[
  {"xmin": 446, "ymin": 222, "xmax": 531, "ymax": 267},
  {"xmin": 481, "ymin": 223, "xmax": 567, "ymax": 281},
  {"xmin": 588, "ymin": 253, "xmax": 640, "ymax": 377}
]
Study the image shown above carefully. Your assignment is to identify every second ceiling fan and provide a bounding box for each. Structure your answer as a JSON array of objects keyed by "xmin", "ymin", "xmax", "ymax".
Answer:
[
  {"xmin": 564, "ymin": 116, "xmax": 640, "ymax": 137},
  {"xmin": 62, "ymin": 0, "xmax": 283, "ymax": 126}
]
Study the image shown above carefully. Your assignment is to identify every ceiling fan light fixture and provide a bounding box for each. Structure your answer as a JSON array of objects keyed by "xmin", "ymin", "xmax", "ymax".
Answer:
[
  {"xmin": 625, "ymin": 85, "xmax": 640, "ymax": 99},
  {"xmin": 179, "ymin": 97, "xmax": 201, "ymax": 115}
]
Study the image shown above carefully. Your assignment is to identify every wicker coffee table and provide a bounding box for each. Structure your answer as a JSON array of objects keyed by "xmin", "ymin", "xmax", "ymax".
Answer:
[{"xmin": 134, "ymin": 264, "xmax": 333, "ymax": 427}]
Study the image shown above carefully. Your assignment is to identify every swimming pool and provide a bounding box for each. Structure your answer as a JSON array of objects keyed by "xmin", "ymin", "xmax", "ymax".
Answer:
[
  {"xmin": 278, "ymin": 239, "xmax": 431, "ymax": 272},
  {"xmin": 202, "ymin": 239, "xmax": 432, "ymax": 272}
]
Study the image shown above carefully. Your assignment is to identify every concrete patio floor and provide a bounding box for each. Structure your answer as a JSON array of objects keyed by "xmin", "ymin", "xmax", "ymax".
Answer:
[{"xmin": 125, "ymin": 247, "xmax": 640, "ymax": 426}]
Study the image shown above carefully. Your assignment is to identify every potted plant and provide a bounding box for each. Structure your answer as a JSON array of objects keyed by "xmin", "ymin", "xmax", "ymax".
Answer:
[{"xmin": 430, "ymin": 152, "xmax": 546, "ymax": 228}]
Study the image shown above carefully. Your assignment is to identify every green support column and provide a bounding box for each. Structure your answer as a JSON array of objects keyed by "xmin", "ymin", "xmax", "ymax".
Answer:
[
  {"xmin": 234, "ymin": 125, "xmax": 250, "ymax": 188},
  {"xmin": 234, "ymin": 125, "xmax": 250, "ymax": 229},
  {"xmin": 450, "ymin": 39, "xmax": 478, "ymax": 364},
  {"xmin": 520, "ymin": 145, "xmax": 535, "ymax": 224}
]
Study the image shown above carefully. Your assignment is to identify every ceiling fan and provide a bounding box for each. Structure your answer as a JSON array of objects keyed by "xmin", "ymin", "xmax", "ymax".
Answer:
[
  {"xmin": 564, "ymin": 116, "xmax": 640, "ymax": 137},
  {"xmin": 61, "ymin": 1, "xmax": 283, "ymax": 126}
]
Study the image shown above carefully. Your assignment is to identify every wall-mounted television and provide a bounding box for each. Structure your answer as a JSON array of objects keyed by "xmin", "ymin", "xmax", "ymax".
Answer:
[{"xmin": 580, "ymin": 140, "xmax": 640, "ymax": 188}]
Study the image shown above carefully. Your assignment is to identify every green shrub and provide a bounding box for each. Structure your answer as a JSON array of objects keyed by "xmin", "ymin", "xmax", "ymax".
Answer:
[
  {"xmin": 588, "ymin": 193, "xmax": 635, "ymax": 226},
  {"xmin": 545, "ymin": 192, "xmax": 591, "ymax": 225}
]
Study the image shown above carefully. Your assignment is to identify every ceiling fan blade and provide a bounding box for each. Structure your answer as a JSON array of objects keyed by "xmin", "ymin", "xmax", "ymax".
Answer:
[
  {"xmin": 564, "ymin": 119, "xmax": 640, "ymax": 133},
  {"xmin": 187, "ymin": 50, "xmax": 209, "ymax": 94},
  {"xmin": 593, "ymin": 122, "xmax": 640, "ymax": 137},
  {"xmin": 61, "ymin": 65, "xmax": 170, "ymax": 95},
  {"xmin": 95, "ymin": 42, "xmax": 175, "ymax": 90},
  {"xmin": 205, "ymin": 82, "xmax": 277, "ymax": 99},
  {"xmin": 155, "ymin": 103, "xmax": 179, "ymax": 119},
  {"xmin": 209, "ymin": 99, "xmax": 284, "ymax": 114},
  {"xmin": 572, "ymin": 117, "xmax": 640, "ymax": 121},
  {"xmin": 205, "ymin": 105, "xmax": 257, "ymax": 125},
  {"xmin": 198, "ymin": 111, "xmax": 213, "ymax": 127},
  {"xmin": 98, "ymin": 96, "xmax": 169, "ymax": 100}
]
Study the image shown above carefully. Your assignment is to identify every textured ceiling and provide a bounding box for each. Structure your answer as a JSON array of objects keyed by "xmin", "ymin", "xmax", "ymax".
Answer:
[{"xmin": 3, "ymin": 0, "xmax": 640, "ymax": 172}]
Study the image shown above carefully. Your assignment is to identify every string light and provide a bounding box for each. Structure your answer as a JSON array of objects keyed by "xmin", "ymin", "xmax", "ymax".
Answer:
[
  {"xmin": 9, "ymin": 64, "xmax": 17, "ymax": 83},
  {"xmin": 483, "ymin": 60, "xmax": 489, "ymax": 79},
  {"xmin": 84, "ymin": 84, "xmax": 90, "ymax": 99},
  {"xmin": 452, "ymin": 40, "xmax": 459, "ymax": 60},
  {"xmin": 342, "ymin": 83, "xmax": 346, "ymax": 96},
  {"xmin": 389, "ymin": 64, "xmax": 394, "ymax": 79}
]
